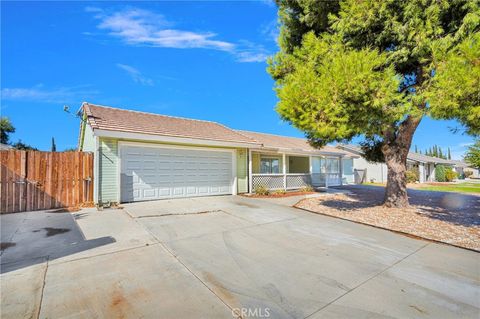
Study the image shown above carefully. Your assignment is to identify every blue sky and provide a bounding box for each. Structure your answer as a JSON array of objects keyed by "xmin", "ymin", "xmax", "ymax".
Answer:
[{"xmin": 1, "ymin": 1, "xmax": 475, "ymax": 159}]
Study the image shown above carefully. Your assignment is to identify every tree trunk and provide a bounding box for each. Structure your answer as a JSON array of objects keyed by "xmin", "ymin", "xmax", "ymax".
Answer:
[
  {"xmin": 383, "ymin": 148, "xmax": 409, "ymax": 207},
  {"xmin": 382, "ymin": 115, "xmax": 422, "ymax": 208}
]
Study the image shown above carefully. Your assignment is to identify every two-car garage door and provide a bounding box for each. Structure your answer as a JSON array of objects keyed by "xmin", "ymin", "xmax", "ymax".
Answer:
[{"xmin": 120, "ymin": 144, "xmax": 233, "ymax": 202}]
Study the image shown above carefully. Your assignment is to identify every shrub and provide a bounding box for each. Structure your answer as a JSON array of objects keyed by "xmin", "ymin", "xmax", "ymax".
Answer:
[
  {"xmin": 406, "ymin": 169, "xmax": 419, "ymax": 183},
  {"xmin": 300, "ymin": 185, "xmax": 314, "ymax": 192},
  {"xmin": 465, "ymin": 170, "xmax": 473, "ymax": 178},
  {"xmin": 272, "ymin": 189, "xmax": 286, "ymax": 195},
  {"xmin": 254, "ymin": 185, "xmax": 269, "ymax": 195},
  {"xmin": 435, "ymin": 165, "xmax": 446, "ymax": 182},
  {"xmin": 445, "ymin": 169, "xmax": 457, "ymax": 182}
]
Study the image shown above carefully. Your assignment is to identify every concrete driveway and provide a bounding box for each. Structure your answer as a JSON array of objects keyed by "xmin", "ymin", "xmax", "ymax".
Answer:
[{"xmin": 1, "ymin": 195, "xmax": 479, "ymax": 318}]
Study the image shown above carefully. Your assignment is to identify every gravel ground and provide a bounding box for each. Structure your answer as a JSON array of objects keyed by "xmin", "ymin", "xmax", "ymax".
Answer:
[{"xmin": 296, "ymin": 185, "xmax": 480, "ymax": 251}]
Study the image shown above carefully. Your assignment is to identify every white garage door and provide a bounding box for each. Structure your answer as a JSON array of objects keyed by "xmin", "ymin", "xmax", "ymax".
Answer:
[{"xmin": 120, "ymin": 144, "xmax": 233, "ymax": 202}]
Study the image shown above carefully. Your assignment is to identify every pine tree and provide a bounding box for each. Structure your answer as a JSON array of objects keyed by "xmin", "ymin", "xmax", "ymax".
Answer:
[
  {"xmin": 51, "ymin": 137, "xmax": 56, "ymax": 152},
  {"xmin": 439, "ymin": 147, "xmax": 443, "ymax": 159},
  {"xmin": 448, "ymin": 147, "xmax": 451, "ymax": 160},
  {"xmin": 270, "ymin": 0, "xmax": 480, "ymax": 207},
  {"xmin": 414, "ymin": 145, "xmax": 418, "ymax": 153}
]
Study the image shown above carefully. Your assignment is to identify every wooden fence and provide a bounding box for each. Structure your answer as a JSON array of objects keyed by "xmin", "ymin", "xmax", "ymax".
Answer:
[{"xmin": 0, "ymin": 150, "xmax": 94, "ymax": 214}]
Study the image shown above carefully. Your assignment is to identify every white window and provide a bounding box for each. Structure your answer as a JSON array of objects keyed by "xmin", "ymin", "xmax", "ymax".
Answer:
[
  {"xmin": 312, "ymin": 157, "xmax": 326, "ymax": 173},
  {"xmin": 326, "ymin": 158, "xmax": 339, "ymax": 173},
  {"xmin": 260, "ymin": 157, "xmax": 280, "ymax": 174}
]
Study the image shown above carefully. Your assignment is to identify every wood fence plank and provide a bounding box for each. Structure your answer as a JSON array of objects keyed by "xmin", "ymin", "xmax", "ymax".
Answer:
[
  {"xmin": 1, "ymin": 151, "xmax": 94, "ymax": 213},
  {"xmin": 0, "ymin": 152, "xmax": 7, "ymax": 213},
  {"xmin": 6, "ymin": 151, "xmax": 13, "ymax": 213}
]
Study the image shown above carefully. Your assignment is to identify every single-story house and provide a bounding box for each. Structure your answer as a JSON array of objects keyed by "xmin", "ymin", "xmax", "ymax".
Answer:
[
  {"xmin": 337, "ymin": 144, "xmax": 455, "ymax": 183},
  {"xmin": 78, "ymin": 103, "xmax": 357, "ymax": 204},
  {"xmin": 449, "ymin": 160, "xmax": 480, "ymax": 178}
]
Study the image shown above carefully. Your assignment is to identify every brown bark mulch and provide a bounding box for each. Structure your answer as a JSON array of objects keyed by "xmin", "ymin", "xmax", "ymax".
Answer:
[{"xmin": 295, "ymin": 186, "xmax": 480, "ymax": 251}]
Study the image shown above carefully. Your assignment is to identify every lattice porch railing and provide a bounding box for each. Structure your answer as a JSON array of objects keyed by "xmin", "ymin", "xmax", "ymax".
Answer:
[
  {"xmin": 286, "ymin": 174, "xmax": 311, "ymax": 189},
  {"xmin": 252, "ymin": 174, "xmax": 284, "ymax": 190}
]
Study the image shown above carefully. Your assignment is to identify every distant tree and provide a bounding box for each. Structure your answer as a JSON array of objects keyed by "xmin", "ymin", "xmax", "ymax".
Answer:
[
  {"xmin": 51, "ymin": 137, "xmax": 57, "ymax": 152},
  {"xmin": 448, "ymin": 147, "xmax": 452, "ymax": 160},
  {"xmin": 464, "ymin": 140, "xmax": 480, "ymax": 168},
  {"xmin": 0, "ymin": 117, "xmax": 15, "ymax": 144},
  {"xmin": 438, "ymin": 147, "xmax": 443, "ymax": 159},
  {"xmin": 63, "ymin": 147, "xmax": 77, "ymax": 152},
  {"xmin": 414, "ymin": 145, "xmax": 418, "ymax": 153},
  {"xmin": 11, "ymin": 140, "xmax": 38, "ymax": 151}
]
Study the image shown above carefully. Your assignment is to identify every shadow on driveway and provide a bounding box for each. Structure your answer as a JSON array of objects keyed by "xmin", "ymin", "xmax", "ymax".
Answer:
[
  {"xmin": 0, "ymin": 210, "xmax": 115, "ymax": 274},
  {"xmin": 323, "ymin": 185, "xmax": 480, "ymax": 228}
]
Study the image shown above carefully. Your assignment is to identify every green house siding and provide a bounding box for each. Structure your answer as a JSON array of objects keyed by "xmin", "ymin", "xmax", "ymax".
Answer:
[
  {"xmin": 99, "ymin": 138, "xmax": 119, "ymax": 203},
  {"xmin": 236, "ymin": 148, "xmax": 248, "ymax": 193},
  {"xmin": 82, "ymin": 124, "xmax": 96, "ymax": 152}
]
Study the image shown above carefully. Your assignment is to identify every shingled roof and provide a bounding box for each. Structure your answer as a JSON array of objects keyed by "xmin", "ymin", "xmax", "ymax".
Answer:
[
  {"xmin": 237, "ymin": 130, "xmax": 355, "ymax": 156},
  {"xmin": 338, "ymin": 144, "xmax": 454, "ymax": 165},
  {"xmin": 82, "ymin": 103, "xmax": 356, "ymax": 156},
  {"xmin": 83, "ymin": 103, "xmax": 259, "ymax": 145}
]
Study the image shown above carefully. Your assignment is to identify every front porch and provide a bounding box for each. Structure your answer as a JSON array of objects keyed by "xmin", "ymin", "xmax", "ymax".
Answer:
[{"xmin": 248, "ymin": 151, "xmax": 343, "ymax": 192}]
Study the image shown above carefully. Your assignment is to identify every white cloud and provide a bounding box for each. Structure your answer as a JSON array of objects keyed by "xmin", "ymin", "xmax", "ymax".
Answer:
[
  {"xmin": 95, "ymin": 8, "xmax": 234, "ymax": 51},
  {"xmin": 116, "ymin": 64, "xmax": 154, "ymax": 86},
  {"xmin": 259, "ymin": 0, "xmax": 276, "ymax": 7},
  {"xmin": 234, "ymin": 41, "xmax": 270, "ymax": 62},
  {"xmin": 88, "ymin": 7, "xmax": 269, "ymax": 62},
  {"xmin": 0, "ymin": 85, "xmax": 98, "ymax": 103},
  {"xmin": 260, "ymin": 19, "xmax": 280, "ymax": 43}
]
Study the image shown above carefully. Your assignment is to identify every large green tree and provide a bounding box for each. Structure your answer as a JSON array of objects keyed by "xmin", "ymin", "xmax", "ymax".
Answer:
[
  {"xmin": 269, "ymin": 0, "xmax": 480, "ymax": 207},
  {"xmin": 0, "ymin": 117, "xmax": 15, "ymax": 144},
  {"xmin": 464, "ymin": 140, "xmax": 480, "ymax": 168}
]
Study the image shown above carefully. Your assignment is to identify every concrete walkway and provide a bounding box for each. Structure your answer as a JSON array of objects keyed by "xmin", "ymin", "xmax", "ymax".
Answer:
[{"xmin": 1, "ymin": 195, "xmax": 479, "ymax": 318}]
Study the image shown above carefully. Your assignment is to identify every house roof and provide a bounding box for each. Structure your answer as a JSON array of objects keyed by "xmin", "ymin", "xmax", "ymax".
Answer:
[
  {"xmin": 338, "ymin": 144, "xmax": 454, "ymax": 165},
  {"xmin": 83, "ymin": 103, "xmax": 259, "ymax": 145},
  {"xmin": 448, "ymin": 160, "xmax": 470, "ymax": 168},
  {"xmin": 407, "ymin": 152, "xmax": 453, "ymax": 165},
  {"xmin": 82, "ymin": 103, "xmax": 356, "ymax": 156},
  {"xmin": 237, "ymin": 130, "xmax": 355, "ymax": 156}
]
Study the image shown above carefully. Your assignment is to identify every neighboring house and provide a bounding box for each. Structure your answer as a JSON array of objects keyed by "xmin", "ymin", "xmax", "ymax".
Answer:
[
  {"xmin": 337, "ymin": 144, "xmax": 455, "ymax": 183},
  {"xmin": 449, "ymin": 160, "xmax": 480, "ymax": 178},
  {"xmin": 78, "ymin": 103, "xmax": 357, "ymax": 204},
  {"xmin": 0, "ymin": 143, "xmax": 13, "ymax": 150}
]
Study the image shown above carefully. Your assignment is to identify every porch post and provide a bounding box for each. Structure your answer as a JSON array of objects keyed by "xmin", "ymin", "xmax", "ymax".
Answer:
[
  {"xmin": 325, "ymin": 156, "xmax": 328, "ymax": 188},
  {"xmin": 339, "ymin": 156, "xmax": 343, "ymax": 186},
  {"xmin": 248, "ymin": 149, "xmax": 253, "ymax": 193},
  {"xmin": 309, "ymin": 155, "xmax": 313, "ymax": 187},
  {"xmin": 282, "ymin": 153, "xmax": 287, "ymax": 190}
]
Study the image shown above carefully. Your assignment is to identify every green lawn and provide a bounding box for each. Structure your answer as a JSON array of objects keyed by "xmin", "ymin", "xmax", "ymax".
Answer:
[
  {"xmin": 416, "ymin": 182, "xmax": 480, "ymax": 194},
  {"xmin": 362, "ymin": 182, "xmax": 480, "ymax": 194}
]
